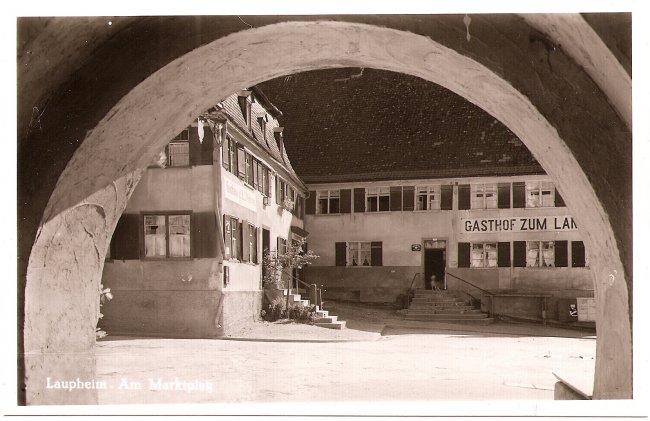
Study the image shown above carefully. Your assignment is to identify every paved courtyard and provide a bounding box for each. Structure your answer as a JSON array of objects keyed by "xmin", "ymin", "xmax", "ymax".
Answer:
[{"xmin": 95, "ymin": 313, "xmax": 596, "ymax": 404}]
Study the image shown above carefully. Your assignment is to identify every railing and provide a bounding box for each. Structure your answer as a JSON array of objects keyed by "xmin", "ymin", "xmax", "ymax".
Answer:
[
  {"xmin": 408, "ymin": 273, "xmax": 421, "ymax": 292},
  {"xmin": 445, "ymin": 270, "xmax": 495, "ymax": 317},
  {"xmin": 284, "ymin": 270, "xmax": 323, "ymax": 308}
]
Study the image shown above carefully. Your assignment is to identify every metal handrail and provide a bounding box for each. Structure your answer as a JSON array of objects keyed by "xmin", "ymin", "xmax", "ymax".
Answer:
[
  {"xmin": 408, "ymin": 273, "xmax": 421, "ymax": 292},
  {"xmin": 445, "ymin": 270, "xmax": 495, "ymax": 317}
]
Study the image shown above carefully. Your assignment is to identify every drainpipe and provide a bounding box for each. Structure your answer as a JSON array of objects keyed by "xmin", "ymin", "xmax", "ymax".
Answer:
[{"xmin": 205, "ymin": 116, "xmax": 228, "ymax": 334}]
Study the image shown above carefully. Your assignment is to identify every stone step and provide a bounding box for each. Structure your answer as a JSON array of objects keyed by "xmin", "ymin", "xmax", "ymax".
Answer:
[
  {"xmin": 405, "ymin": 313, "xmax": 490, "ymax": 320},
  {"xmin": 407, "ymin": 308, "xmax": 483, "ymax": 315},
  {"xmin": 316, "ymin": 315, "xmax": 338, "ymax": 323},
  {"xmin": 315, "ymin": 310, "xmax": 329, "ymax": 318},
  {"xmin": 409, "ymin": 304, "xmax": 476, "ymax": 310},
  {"xmin": 315, "ymin": 320, "xmax": 346, "ymax": 330},
  {"xmin": 404, "ymin": 316, "xmax": 495, "ymax": 325}
]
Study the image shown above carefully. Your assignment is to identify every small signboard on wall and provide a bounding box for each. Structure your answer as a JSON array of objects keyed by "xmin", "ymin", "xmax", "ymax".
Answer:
[{"xmin": 411, "ymin": 244, "xmax": 422, "ymax": 252}]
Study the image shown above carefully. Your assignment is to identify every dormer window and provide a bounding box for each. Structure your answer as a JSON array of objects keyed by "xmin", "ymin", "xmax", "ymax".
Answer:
[
  {"xmin": 237, "ymin": 90, "xmax": 252, "ymax": 131},
  {"xmin": 274, "ymin": 127, "xmax": 284, "ymax": 161},
  {"xmin": 257, "ymin": 116, "xmax": 267, "ymax": 145}
]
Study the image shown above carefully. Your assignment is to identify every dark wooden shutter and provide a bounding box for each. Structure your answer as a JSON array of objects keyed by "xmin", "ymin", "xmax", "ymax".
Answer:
[
  {"xmin": 188, "ymin": 125, "xmax": 214, "ymax": 166},
  {"xmin": 555, "ymin": 240, "xmax": 568, "ymax": 267},
  {"xmin": 402, "ymin": 186, "xmax": 415, "ymax": 211},
  {"xmin": 223, "ymin": 215, "xmax": 232, "ymax": 259},
  {"xmin": 232, "ymin": 141, "xmax": 239, "ymax": 175},
  {"xmin": 513, "ymin": 182, "xmax": 526, "ymax": 208},
  {"xmin": 458, "ymin": 184, "xmax": 471, "ymax": 210},
  {"xmin": 498, "ymin": 183, "xmax": 511, "ymax": 208},
  {"xmin": 497, "ymin": 242, "xmax": 511, "ymax": 267},
  {"xmin": 353, "ymin": 188, "xmax": 365, "ymax": 213},
  {"xmin": 389, "ymin": 186, "xmax": 402, "ymax": 211},
  {"xmin": 222, "ymin": 141, "xmax": 230, "ymax": 171},
  {"xmin": 371, "ymin": 242, "xmax": 383, "ymax": 267},
  {"xmin": 112, "ymin": 213, "xmax": 140, "ymax": 260},
  {"xmin": 572, "ymin": 241, "xmax": 586, "ymax": 267},
  {"xmin": 242, "ymin": 221, "xmax": 250, "ymax": 262},
  {"xmin": 513, "ymin": 241, "xmax": 527, "ymax": 267},
  {"xmin": 335, "ymin": 242, "xmax": 347, "ymax": 266},
  {"xmin": 440, "ymin": 185, "xmax": 453, "ymax": 210},
  {"xmin": 306, "ymin": 191, "xmax": 317, "ymax": 214},
  {"xmin": 275, "ymin": 177, "xmax": 282, "ymax": 205},
  {"xmin": 555, "ymin": 188, "xmax": 566, "ymax": 207},
  {"xmin": 340, "ymin": 189, "xmax": 352, "ymax": 213},
  {"xmin": 192, "ymin": 212, "xmax": 217, "ymax": 258},
  {"xmin": 458, "ymin": 242, "xmax": 470, "ymax": 268}
]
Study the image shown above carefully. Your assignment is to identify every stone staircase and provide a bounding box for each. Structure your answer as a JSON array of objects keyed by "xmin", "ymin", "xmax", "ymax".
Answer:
[
  {"xmin": 405, "ymin": 289, "xmax": 494, "ymax": 325},
  {"xmin": 285, "ymin": 289, "xmax": 346, "ymax": 330}
]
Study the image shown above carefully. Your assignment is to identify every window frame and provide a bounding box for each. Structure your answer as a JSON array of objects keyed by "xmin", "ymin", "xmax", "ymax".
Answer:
[
  {"xmin": 142, "ymin": 211, "xmax": 192, "ymax": 260},
  {"xmin": 167, "ymin": 140, "xmax": 190, "ymax": 168},
  {"xmin": 366, "ymin": 187, "xmax": 390, "ymax": 212},
  {"xmin": 345, "ymin": 241, "xmax": 382, "ymax": 267},
  {"xmin": 470, "ymin": 183, "xmax": 498, "ymax": 209},
  {"xmin": 525, "ymin": 181, "xmax": 555, "ymax": 208},
  {"xmin": 470, "ymin": 242, "xmax": 498, "ymax": 268},
  {"xmin": 317, "ymin": 189, "xmax": 341, "ymax": 214},
  {"xmin": 525, "ymin": 240, "xmax": 556, "ymax": 268},
  {"xmin": 415, "ymin": 185, "xmax": 442, "ymax": 211}
]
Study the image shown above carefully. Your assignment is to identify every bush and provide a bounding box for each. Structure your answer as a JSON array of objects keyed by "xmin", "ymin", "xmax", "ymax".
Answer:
[{"xmin": 262, "ymin": 297, "xmax": 317, "ymax": 324}]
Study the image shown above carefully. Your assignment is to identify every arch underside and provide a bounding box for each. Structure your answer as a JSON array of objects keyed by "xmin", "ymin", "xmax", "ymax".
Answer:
[{"xmin": 21, "ymin": 18, "xmax": 632, "ymax": 403}]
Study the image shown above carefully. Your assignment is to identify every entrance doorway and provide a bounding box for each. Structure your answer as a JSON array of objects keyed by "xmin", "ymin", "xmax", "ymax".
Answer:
[{"xmin": 424, "ymin": 240, "xmax": 446, "ymax": 290}]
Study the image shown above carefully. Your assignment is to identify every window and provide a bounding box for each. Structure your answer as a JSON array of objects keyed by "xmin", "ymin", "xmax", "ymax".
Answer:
[
  {"xmin": 256, "ymin": 161, "xmax": 264, "ymax": 193},
  {"xmin": 237, "ymin": 146, "xmax": 246, "ymax": 180},
  {"xmin": 238, "ymin": 95, "xmax": 252, "ymax": 131},
  {"xmin": 263, "ymin": 167, "xmax": 270, "ymax": 197},
  {"xmin": 366, "ymin": 187, "xmax": 390, "ymax": 212},
  {"xmin": 257, "ymin": 117, "xmax": 267, "ymax": 144},
  {"xmin": 526, "ymin": 181, "xmax": 554, "ymax": 208},
  {"xmin": 526, "ymin": 241, "xmax": 555, "ymax": 267},
  {"xmin": 245, "ymin": 153, "xmax": 254, "ymax": 185},
  {"xmin": 247, "ymin": 223, "xmax": 258, "ymax": 264},
  {"xmin": 223, "ymin": 216, "xmax": 243, "ymax": 260},
  {"xmin": 416, "ymin": 186, "xmax": 441, "ymax": 210},
  {"xmin": 277, "ymin": 237, "xmax": 287, "ymax": 255},
  {"xmin": 317, "ymin": 190, "xmax": 340, "ymax": 214},
  {"xmin": 144, "ymin": 213, "xmax": 191, "ymax": 258},
  {"xmin": 471, "ymin": 183, "xmax": 498, "ymax": 209},
  {"xmin": 470, "ymin": 243, "xmax": 498, "ymax": 268},
  {"xmin": 345, "ymin": 241, "xmax": 382, "ymax": 267},
  {"xmin": 168, "ymin": 129, "xmax": 189, "ymax": 167}
]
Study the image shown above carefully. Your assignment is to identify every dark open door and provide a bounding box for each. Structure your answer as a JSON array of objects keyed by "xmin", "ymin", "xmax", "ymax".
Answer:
[{"xmin": 424, "ymin": 244, "xmax": 446, "ymax": 290}]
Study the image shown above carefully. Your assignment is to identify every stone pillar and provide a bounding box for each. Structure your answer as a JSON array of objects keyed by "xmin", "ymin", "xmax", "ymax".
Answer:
[{"xmin": 24, "ymin": 171, "xmax": 142, "ymax": 405}]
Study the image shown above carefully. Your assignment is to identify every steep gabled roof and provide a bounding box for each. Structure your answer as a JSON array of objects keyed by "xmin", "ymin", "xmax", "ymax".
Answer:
[{"xmin": 257, "ymin": 68, "xmax": 545, "ymax": 184}]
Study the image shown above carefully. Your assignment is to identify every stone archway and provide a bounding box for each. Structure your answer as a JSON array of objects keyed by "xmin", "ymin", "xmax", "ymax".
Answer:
[{"xmin": 21, "ymin": 18, "xmax": 631, "ymax": 404}]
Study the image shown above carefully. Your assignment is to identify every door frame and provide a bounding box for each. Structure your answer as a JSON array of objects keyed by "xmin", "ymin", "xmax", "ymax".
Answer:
[{"xmin": 421, "ymin": 237, "xmax": 448, "ymax": 289}]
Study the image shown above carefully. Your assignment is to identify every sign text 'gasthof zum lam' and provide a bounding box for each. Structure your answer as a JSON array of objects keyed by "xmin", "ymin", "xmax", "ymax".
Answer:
[{"xmin": 461, "ymin": 216, "xmax": 577, "ymax": 234}]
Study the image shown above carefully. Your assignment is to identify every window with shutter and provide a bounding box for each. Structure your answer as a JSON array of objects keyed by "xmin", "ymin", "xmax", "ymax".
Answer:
[
  {"xmin": 390, "ymin": 187, "xmax": 403, "ymax": 211},
  {"xmin": 458, "ymin": 242, "xmax": 470, "ymax": 268},
  {"xmin": 513, "ymin": 241, "xmax": 527, "ymax": 267},
  {"xmin": 555, "ymin": 240, "xmax": 568, "ymax": 267},
  {"xmin": 335, "ymin": 242, "xmax": 347, "ymax": 266},
  {"xmin": 498, "ymin": 183, "xmax": 511, "ymax": 208},
  {"xmin": 402, "ymin": 186, "xmax": 415, "ymax": 211},
  {"xmin": 306, "ymin": 191, "xmax": 316, "ymax": 215},
  {"xmin": 497, "ymin": 242, "xmax": 511, "ymax": 267},
  {"xmin": 371, "ymin": 242, "xmax": 383, "ymax": 266},
  {"xmin": 223, "ymin": 215, "xmax": 232, "ymax": 259},
  {"xmin": 512, "ymin": 182, "xmax": 526, "ymax": 208},
  {"xmin": 458, "ymin": 184, "xmax": 471, "ymax": 210},
  {"xmin": 555, "ymin": 188, "xmax": 566, "ymax": 207},
  {"xmin": 353, "ymin": 188, "xmax": 365, "ymax": 213},
  {"xmin": 571, "ymin": 241, "xmax": 586, "ymax": 267},
  {"xmin": 112, "ymin": 213, "xmax": 140, "ymax": 260},
  {"xmin": 440, "ymin": 185, "xmax": 452, "ymax": 210},
  {"xmin": 339, "ymin": 189, "xmax": 351, "ymax": 213}
]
